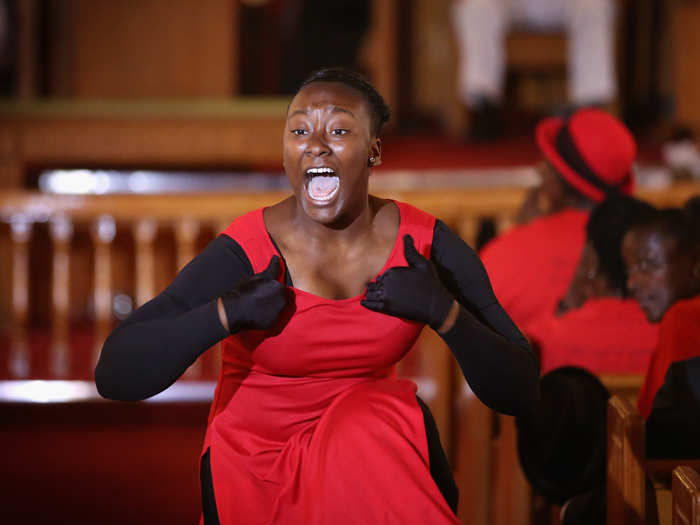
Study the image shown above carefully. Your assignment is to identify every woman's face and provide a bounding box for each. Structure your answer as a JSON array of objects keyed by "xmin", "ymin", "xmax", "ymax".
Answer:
[
  {"xmin": 622, "ymin": 226, "xmax": 695, "ymax": 322},
  {"xmin": 283, "ymin": 81, "xmax": 380, "ymax": 226}
]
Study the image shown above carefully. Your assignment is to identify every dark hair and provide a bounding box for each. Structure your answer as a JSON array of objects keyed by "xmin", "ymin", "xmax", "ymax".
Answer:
[
  {"xmin": 587, "ymin": 196, "xmax": 656, "ymax": 293},
  {"xmin": 296, "ymin": 67, "xmax": 391, "ymax": 136},
  {"xmin": 639, "ymin": 195, "xmax": 700, "ymax": 253}
]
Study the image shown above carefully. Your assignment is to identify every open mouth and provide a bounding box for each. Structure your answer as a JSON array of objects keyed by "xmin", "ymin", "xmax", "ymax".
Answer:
[{"xmin": 305, "ymin": 167, "xmax": 339, "ymax": 203}]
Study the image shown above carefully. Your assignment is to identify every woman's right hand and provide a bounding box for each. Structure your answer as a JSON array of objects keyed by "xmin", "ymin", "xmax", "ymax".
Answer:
[{"xmin": 218, "ymin": 255, "xmax": 289, "ymax": 333}]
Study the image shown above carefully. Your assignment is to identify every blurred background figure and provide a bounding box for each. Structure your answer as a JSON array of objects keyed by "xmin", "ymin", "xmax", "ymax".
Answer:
[
  {"xmin": 622, "ymin": 197, "xmax": 700, "ymax": 419},
  {"xmin": 480, "ymin": 108, "xmax": 636, "ymax": 335},
  {"xmin": 239, "ymin": 0, "xmax": 371, "ymax": 95},
  {"xmin": 516, "ymin": 196, "xmax": 700, "ymax": 524},
  {"xmin": 279, "ymin": 0, "xmax": 371, "ymax": 93},
  {"xmin": 452, "ymin": 0, "xmax": 617, "ymax": 140},
  {"xmin": 528, "ymin": 195, "xmax": 658, "ymax": 375}
]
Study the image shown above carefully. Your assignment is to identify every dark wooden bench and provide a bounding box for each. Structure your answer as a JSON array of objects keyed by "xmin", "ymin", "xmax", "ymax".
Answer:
[{"xmin": 607, "ymin": 395, "xmax": 700, "ymax": 524}]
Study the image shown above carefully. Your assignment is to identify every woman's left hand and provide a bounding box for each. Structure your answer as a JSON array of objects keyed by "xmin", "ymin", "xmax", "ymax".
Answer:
[{"xmin": 361, "ymin": 234, "xmax": 455, "ymax": 329}]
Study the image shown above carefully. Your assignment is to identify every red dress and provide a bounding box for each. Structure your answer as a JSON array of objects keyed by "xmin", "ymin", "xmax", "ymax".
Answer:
[
  {"xmin": 637, "ymin": 295, "xmax": 700, "ymax": 419},
  {"xmin": 203, "ymin": 201, "xmax": 460, "ymax": 524},
  {"xmin": 480, "ymin": 208, "xmax": 588, "ymax": 333},
  {"xmin": 527, "ymin": 297, "xmax": 658, "ymax": 375}
]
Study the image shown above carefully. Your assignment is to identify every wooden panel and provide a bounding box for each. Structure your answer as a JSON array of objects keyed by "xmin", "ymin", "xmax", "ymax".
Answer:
[
  {"xmin": 0, "ymin": 99, "xmax": 290, "ymax": 185},
  {"xmin": 489, "ymin": 415, "xmax": 532, "ymax": 525},
  {"xmin": 11, "ymin": 113, "xmax": 286, "ymax": 169},
  {"xmin": 672, "ymin": 2, "xmax": 700, "ymax": 133},
  {"xmin": 506, "ymin": 31, "xmax": 567, "ymax": 70},
  {"xmin": 17, "ymin": 0, "xmax": 38, "ymax": 99},
  {"xmin": 48, "ymin": 0, "xmax": 236, "ymax": 98},
  {"xmin": 453, "ymin": 377, "xmax": 494, "ymax": 525}
]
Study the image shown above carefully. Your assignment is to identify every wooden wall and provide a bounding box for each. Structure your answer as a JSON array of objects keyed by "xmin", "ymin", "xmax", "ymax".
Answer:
[
  {"xmin": 671, "ymin": 1, "xmax": 700, "ymax": 133},
  {"xmin": 45, "ymin": 0, "xmax": 237, "ymax": 98}
]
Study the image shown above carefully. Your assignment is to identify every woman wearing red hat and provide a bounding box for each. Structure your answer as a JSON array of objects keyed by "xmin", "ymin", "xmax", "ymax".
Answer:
[{"xmin": 481, "ymin": 108, "xmax": 637, "ymax": 335}]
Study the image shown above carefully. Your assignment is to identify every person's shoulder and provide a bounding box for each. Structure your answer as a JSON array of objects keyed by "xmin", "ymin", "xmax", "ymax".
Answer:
[
  {"xmin": 663, "ymin": 296, "xmax": 700, "ymax": 327},
  {"xmin": 481, "ymin": 208, "xmax": 588, "ymax": 257},
  {"xmin": 220, "ymin": 207, "xmax": 265, "ymax": 241},
  {"xmin": 391, "ymin": 199, "xmax": 436, "ymax": 226}
]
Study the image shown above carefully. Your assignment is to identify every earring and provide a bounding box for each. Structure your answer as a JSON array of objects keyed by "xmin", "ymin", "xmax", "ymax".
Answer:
[{"xmin": 368, "ymin": 156, "xmax": 376, "ymax": 166}]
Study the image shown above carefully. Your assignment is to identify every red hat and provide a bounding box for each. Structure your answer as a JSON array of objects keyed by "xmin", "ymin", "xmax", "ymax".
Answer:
[{"xmin": 536, "ymin": 108, "xmax": 636, "ymax": 202}]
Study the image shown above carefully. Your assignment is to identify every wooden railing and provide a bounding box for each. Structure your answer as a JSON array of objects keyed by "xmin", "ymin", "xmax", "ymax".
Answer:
[{"xmin": 1, "ymin": 182, "xmax": 699, "ymax": 525}]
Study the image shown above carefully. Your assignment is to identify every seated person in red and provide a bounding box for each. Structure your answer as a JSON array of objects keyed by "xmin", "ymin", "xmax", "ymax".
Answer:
[
  {"xmin": 622, "ymin": 196, "xmax": 700, "ymax": 419},
  {"xmin": 480, "ymin": 109, "xmax": 636, "ymax": 333},
  {"xmin": 516, "ymin": 197, "xmax": 700, "ymax": 524},
  {"xmin": 529, "ymin": 195, "xmax": 658, "ymax": 374}
]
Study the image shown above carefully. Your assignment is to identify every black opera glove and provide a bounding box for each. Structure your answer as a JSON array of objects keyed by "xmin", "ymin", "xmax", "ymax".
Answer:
[
  {"xmin": 361, "ymin": 235, "xmax": 455, "ymax": 329},
  {"xmin": 220, "ymin": 255, "xmax": 288, "ymax": 333}
]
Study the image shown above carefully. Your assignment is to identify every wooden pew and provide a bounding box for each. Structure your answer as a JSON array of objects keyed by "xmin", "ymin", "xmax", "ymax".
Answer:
[
  {"xmin": 672, "ymin": 466, "xmax": 700, "ymax": 525},
  {"xmin": 607, "ymin": 395, "xmax": 700, "ymax": 525}
]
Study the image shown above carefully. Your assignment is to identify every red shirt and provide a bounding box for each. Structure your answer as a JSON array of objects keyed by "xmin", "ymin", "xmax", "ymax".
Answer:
[
  {"xmin": 528, "ymin": 297, "xmax": 659, "ymax": 375},
  {"xmin": 637, "ymin": 295, "xmax": 700, "ymax": 419},
  {"xmin": 480, "ymin": 209, "xmax": 589, "ymax": 333}
]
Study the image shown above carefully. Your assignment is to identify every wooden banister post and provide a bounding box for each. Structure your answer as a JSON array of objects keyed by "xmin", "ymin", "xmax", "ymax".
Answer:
[
  {"xmin": 176, "ymin": 218, "xmax": 201, "ymax": 378},
  {"xmin": 49, "ymin": 214, "xmax": 74, "ymax": 377},
  {"xmin": 456, "ymin": 216, "xmax": 480, "ymax": 248},
  {"xmin": 133, "ymin": 219, "xmax": 158, "ymax": 307},
  {"xmin": 607, "ymin": 395, "xmax": 646, "ymax": 525},
  {"xmin": 495, "ymin": 214, "xmax": 514, "ymax": 235},
  {"xmin": 672, "ymin": 466, "xmax": 700, "ymax": 525},
  {"xmin": 9, "ymin": 215, "xmax": 32, "ymax": 377},
  {"xmin": 175, "ymin": 219, "xmax": 200, "ymax": 272},
  {"xmin": 92, "ymin": 215, "xmax": 116, "ymax": 366}
]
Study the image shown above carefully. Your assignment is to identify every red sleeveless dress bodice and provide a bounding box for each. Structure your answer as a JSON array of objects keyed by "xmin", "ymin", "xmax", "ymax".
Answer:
[{"xmin": 202, "ymin": 201, "xmax": 459, "ymax": 524}]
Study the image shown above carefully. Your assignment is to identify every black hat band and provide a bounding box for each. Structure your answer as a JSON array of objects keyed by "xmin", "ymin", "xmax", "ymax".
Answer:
[{"xmin": 555, "ymin": 121, "xmax": 630, "ymax": 195}]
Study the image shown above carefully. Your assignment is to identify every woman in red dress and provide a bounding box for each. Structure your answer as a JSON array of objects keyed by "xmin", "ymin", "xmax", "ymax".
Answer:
[{"xmin": 95, "ymin": 69, "xmax": 538, "ymax": 524}]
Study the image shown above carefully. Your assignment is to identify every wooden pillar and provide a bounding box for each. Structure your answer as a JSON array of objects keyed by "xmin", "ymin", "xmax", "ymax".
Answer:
[
  {"xmin": 489, "ymin": 415, "xmax": 532, "ymax": 525},
  {"xmin": 9, "ymin": 215, "xmax": 32, "ymax": 377},
  {"xmin": 92, "ymin": 215, "xmax": 116, "ymax": 365},
  {"xmin": 49, "ymin": 215, "xmax": 74, "ymax": 377}
]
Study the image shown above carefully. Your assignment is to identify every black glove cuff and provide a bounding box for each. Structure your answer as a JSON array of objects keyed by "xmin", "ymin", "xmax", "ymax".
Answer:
[
  {"xmin": 221, "ymin": 291, "xmax": 242, "ymax": 334},
  {"xmin": 428, "ymin": 290, "xmax": 456, "ymax": 330}
]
